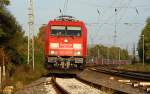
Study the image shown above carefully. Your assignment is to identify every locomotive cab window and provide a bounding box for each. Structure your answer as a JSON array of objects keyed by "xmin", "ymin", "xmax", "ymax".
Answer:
[
  {"xmin": 51, "ymin": 26, "xmax": 65, "ymax": 36},
  {"xmin": 51, "ymin": 26, "xmax": 82, "ymax": 36},
  {"xmin": 67, "ymin": 26, "xmax": 81, "ymax": 36}
]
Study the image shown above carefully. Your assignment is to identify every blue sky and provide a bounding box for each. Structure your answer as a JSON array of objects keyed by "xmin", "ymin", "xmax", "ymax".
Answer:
[{"xmin": 7, "ymin": 0, "xmax": 150, "ymax": 51}]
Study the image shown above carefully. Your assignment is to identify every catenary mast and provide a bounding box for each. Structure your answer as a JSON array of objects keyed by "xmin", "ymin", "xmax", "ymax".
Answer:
[{"xmin": 27, "ymin": 0, "xmax": 35, "ymax": 70}]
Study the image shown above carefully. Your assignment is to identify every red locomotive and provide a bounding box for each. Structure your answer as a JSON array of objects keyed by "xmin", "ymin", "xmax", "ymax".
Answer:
[{"xmin": 44, "ymin": 15, "xmax": 87, "ymax": 69}]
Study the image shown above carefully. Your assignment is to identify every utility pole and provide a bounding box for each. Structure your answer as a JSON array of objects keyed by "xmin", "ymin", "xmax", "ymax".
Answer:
[
  {"xmin": 113, "ymin": 8, "xmax": 117, "ymax": 46},
  {"xmin": 142, "ymin": 35, "xmax": 144, "ymax": 66},
  {"xmin": 0, "ymin": 48, "xmax": 2, "ymax": 90},
  {"xmin": 0, "ymin": 66, "xmax": 1, "ymax": 90},
  {"xmin": 118, "ymin": 48, "xmax": 121, "ymax": 61},
  {"xmin": 97, "ymin": 48, "xmax": 99, "ymax": 63},
  {"xmin": 28, "ymin": 0, "xmax": 35, "ymax": 70},
  {"xmin": 0, "ymin": 48, "xmax": 5, "ymax": 89},
  {"xmin": 2, "ymin": 51, "xmax": 5, "ymax": 81},
  {"xmin": 133, "ymin": 43, "xmax": 136, "ymax": 63},
  {"xmin": 107, "ymin": 47, "xmax": 109, "ymax": 64},
  {"xmin": 1, "ymin": 48, "xmax": 5, "ymax": 83}
]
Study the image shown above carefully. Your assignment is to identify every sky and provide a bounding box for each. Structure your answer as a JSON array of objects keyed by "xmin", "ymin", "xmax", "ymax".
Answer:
[{"xmin": 7, "ymin": 0, "xmax": 150, "ymax": 52}]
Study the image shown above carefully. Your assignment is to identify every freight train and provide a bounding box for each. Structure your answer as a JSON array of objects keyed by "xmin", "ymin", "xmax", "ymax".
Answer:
[{"xmin": 44, "ymin": 15, "xmax": 87, "ymax": 69}]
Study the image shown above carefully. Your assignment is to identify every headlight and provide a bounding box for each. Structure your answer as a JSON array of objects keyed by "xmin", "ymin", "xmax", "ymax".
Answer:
[
  {"xmin": 74, "ymin": 51, "xmax": 82, "ymax": 56},
  {"xmin": 77, "ymin": 51, "xmax": 81, "ymax": 55},
  {"xmin": 73, "ymin": 44, "xmax": 82, "ymax": 49},
  {"xmin": 50, "ymin": 43, "xmax": 59, "ymax": 48},
  {"xmin": 51, "ymin": 50, "xmax": 55, "ymax": 54}
]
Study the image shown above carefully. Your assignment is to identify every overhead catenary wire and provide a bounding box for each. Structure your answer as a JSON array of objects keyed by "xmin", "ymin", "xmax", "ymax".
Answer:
[
  {"xmin": 63, "ymin": 0, "xmax": 67, "ymax": 14},
  {"xmin": 96, "ymin": 0, "xmax": 120, "ymax": 28},
  {"xmin": 91, "ymin": 0, "xmax": 119, "ymax": 44},
  {"xmin": 96, "ymin": 0, "xmax": 125, "ymax": 34},
  {"xmin": 91, "ymin": 0, "xmax": 131, "ymax": 45},
  {"xmin": 118, "ymin": 0, "xmax": 133, "ymax": 21},
  {"xmin": 72, "ymin": 0, "xmax": 145, "ymax": 44},
  {"xmin": 94, "ymin": 0, "xmax": 128, "ymax": 46},
  {"xmin": 79, "ymin": 0, "xmax": 146, "ymax": 26},
  {"xmin": 58, "ymin": 0, "xmax": 147, "ymax": 48},
  {"xmin": 63, "ymin": 0, "xmax": 69, "ymax": 15},
  {"xmin": 94, "ymin": 0, "xmax": 144, "ymax": 47},
  {"xmin": 77, "ymin": 0, "xmax": 150, "ymax": 9}
]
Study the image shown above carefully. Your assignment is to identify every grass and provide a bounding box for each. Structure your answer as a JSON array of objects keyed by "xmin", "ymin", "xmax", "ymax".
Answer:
[
  {"xmin": 117, "ymin": 63, "xmax": 150, "ymax": 72},
  {"xmin": 6, "ymin": 62, "xmax": 48, "ymax": 91},
  {"xmin": 4, "ymin": 46, "xmax": 47, "ymax": 91}
]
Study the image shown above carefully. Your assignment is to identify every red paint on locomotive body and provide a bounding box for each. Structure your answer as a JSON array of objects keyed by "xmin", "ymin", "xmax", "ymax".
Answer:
[
  {"xmin": 44, "ymin": 16, "xmax": 87, "ymax": 69},
  {"xmin": 45, "ymin": 20, "xmax": 87, "ymax": 57}
]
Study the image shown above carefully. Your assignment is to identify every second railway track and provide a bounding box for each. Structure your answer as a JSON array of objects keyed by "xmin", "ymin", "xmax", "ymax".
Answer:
[
  {"xmin": 90, "ymin": 66, "xmax": 150, "ymax": 81},
  {"xmin": 89, "ymin": 65, "xmax": 150, "ymax": 93}
]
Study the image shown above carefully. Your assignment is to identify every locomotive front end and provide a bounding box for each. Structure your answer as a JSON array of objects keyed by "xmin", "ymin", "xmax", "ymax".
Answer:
[{"xmin": 45, "ymin": 16, "xmax": 87, "ymax": 69}]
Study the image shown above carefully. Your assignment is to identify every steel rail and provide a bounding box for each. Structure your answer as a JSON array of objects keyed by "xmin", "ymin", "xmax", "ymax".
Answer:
[
  {"xmin": 51, "ymin": 77, "xmax": 70, "ymax": 94},
  {"xmin": 75, "ymin": 76, "xmax": 125, "ymax": 94},
  {"xmin": 91, "ymin": 66, "xmax": 150, "ymax": 81}
]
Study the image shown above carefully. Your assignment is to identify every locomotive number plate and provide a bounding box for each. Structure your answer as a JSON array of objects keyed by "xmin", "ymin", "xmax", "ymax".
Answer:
[{"xmin": 59, "ymin": 44, "xmax": 73, "ymax": 48}]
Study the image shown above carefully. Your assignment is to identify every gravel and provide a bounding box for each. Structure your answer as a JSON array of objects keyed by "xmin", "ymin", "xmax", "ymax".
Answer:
[
  {"xmin": 56, "ymin": 78, "xmax": 107, "ymax": 94},
  {"xmin": 78, "ymin": 69, "xmax": 145, "ymax": 94},
  {"xmin": 15, "ymin": 77, "xmax": 57, "ymax": 94}
]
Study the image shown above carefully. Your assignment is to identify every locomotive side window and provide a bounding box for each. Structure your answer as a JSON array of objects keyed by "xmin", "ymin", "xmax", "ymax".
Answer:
[
  {"xmin": 67, "ymin": 26, "xmax": 81, "ymax": 36},
  {"xmin": 51, "ymin": 26, "xmax": 65, "ymax": 36}
]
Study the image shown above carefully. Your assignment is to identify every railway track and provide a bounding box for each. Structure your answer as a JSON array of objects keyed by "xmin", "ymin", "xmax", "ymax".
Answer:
[
  {"xmin": 15, "ymin": 65, "xmax": 150, "ymax": 94},
  {"xmin": 15, "ymin": 77, "xmax": 57, "ymax": 94},
  {"xmin": 89, "ymin": 66, "xmax": 150, "ymax": 93},
  {"xmin": 15, "ymin": 77, "xmax": 70, "ymax": 94},
  {"xmin": 53, "ymin": 77, "xmax": 107, "ymax": 94},
  {"xmin": 91, "ymin": 66, "xmax": 150, "ymax": 81},
  {"xmin": 15, "ymin": 76, "xmax": 108, "ymax": 94}
]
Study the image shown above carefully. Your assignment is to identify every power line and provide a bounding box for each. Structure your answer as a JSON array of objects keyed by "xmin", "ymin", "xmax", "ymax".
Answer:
[
  {"xmin": 118, "ymin": 0, "xmax": 133, "ymax": 21},
  {"xmin": 93, "ymin": 0, "xmax": 120, "ymax": 44},
  {"xmin": 95, "ymin": 0, "xmax": 126, "ymax": 33},
  {"xmin": 63, "ymin": 0, "xmax": 69, "ymax": 15},
  {"xmin": 95, "ymin": 0, "xmax": 141, "ymax": 47},
  {"xmin": 63, "ymin": 0, "xmax": 67, "ymax": 14},
  {"xmin": 78, "ymin": 0, "xmax": 150, "ymax": 9},
  {"xmin": 85, "ymin": 22, "xmax": 144, "ymax": 25}
]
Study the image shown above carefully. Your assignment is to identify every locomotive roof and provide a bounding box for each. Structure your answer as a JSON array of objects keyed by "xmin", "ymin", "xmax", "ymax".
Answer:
[{"xmin": 54, "ymin": 15, "xmax": 79, "ymax": 22}]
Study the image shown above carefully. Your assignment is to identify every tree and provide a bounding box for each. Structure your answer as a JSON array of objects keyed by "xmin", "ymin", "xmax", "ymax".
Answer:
[
  {"xmin": 33, "ymin": 25, "xmax": 46, "ymax": 65},
  {"xmin": 88, "ymin": 44, "xmax": 129, "ymax": 61},
  {"xmin": 0, "ymin": 0, "xmax": 27, "ymax": 64},
  {"xmin": 0, "ymin": 0, "xmax": 10, "ymax": 7},
  {"xmin": 37, "ymin": 25, "xmax": 46, "ymax": 49},
  {"xmin": 138, "ymin": 18, "xmax": 150, "ymax": 63}
]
